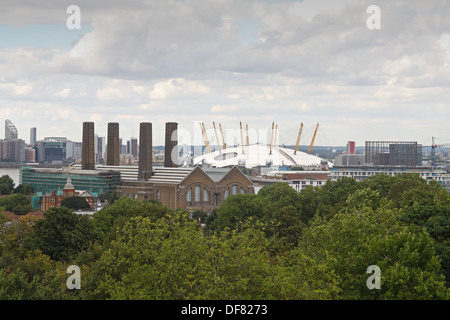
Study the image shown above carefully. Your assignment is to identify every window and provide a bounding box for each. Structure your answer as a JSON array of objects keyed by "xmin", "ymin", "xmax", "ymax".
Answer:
[
  {"xmin": 203, "ymin": 188, "xmax": 209, "ymax": 202},
  {"xmin": 156, "ymin": 190, "xmax": 160, "ymax": 200},
  {"xmin": 240, "ymin": 187, "xmax": 245, "ymax": 194},
  {"xmin": 194, "ymin": 185, "xmax": 201, "ymax": 202},
  {"xmin": 186, "ymin": 188, "xmax": 192, "ymax": 202},
  {"xmin": 232, "ymin": 185, "xmax": 238, "ymax": 195},
  {"xmin": 224, "ymin": 188, "xmax": 230, "ymax": 199}
]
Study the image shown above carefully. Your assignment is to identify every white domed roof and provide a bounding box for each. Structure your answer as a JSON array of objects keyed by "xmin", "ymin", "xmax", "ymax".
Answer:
[{"xmin": 193, "ymin": 143, "xmax": 332, "ymax": 169}]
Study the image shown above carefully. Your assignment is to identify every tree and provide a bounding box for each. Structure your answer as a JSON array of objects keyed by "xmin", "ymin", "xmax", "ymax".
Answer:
[
  {"xmin": 98, "ymin": 190, "xmax": 119, "ymax": 205},
  {"xmin": 0, "ymin": 175, "xmax": 15, "ymax": 195},
  {"xmin": 91, "ymin": 196, "xmax": 174, "ymax": 244},
  {"xmin": 357, "ymin": 174, "xmax": 396, "ymax": 198},
  {"xmin": 297, "ymin": 206, "xmax": 449, "ymax": 299},
  {"xmin": 14, "ymin": 184, "xmax": 34, "ymax": 196},
  {"xmin": 23, "ymin": 207, "xmax": 95, "ymax": 261},
  {"xmin": 60, "ymin": 196, "xmax": 91, "ymax": 210},
  {"xmin": 86, "ymin": 215, "xmax": 340, "ymax": 300},
  {"xmin": 0, "ymin": 193, "xmax": 32, "ymax": 215},
  {"xmin": 210, "ymin": 193, "xmax": 265, "ymax": 231},
  {"xmin": 399, "ymin": 205, "xmax": 450, "ymax": 287},
  {"xmin": 257, "ymin": 182, "xmax": 302, "ymax": 212},
  {"xmin": 0, "ymin": 268, "xmax": 40, "ymax": 300}
]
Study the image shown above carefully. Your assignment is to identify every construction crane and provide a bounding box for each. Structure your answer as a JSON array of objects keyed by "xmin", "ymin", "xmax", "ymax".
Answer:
[
  {"xmin": 219, "ymin": 123, "xmax": 226, "ymax": 150},
  {"xmin": 294, "ymin": 122, "xmax": 304, "ymax": 155},
  {"xmin": 308, "ymin": 123, "xmax": 319, "ymax": 155},
  {"xmin": 213, "ymin": 122, "xmax": 222, "ymax": 154},
  {"xmin": 431, "ymin": 136, "xmax": 450, "ymax": 166}
]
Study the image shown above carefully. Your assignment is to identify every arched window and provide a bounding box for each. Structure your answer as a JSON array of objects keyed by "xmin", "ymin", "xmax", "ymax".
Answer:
[
  {"xmin": 224, "ymin": 188, "xmax": 230, "ymax": 199},
  {"xmin": 232, "ymin": 185, "xmax": 238, "ymax": 195},
  {"xmin": 240, "ymin": 187, "xmax": 245, "ymax": 194},
  {"xmin": 186, "ymin": 188, "xmax": 192, "ymax": 202},
  {"xmin": 194, "ymin": 185, "xmax": 201, "ymax": 202},
  {"xmin": 203, "ymin": 188, "xmax": 209, "ymax": 203},
  {"xmin": 156, "ymin": 190, "xmax": 160, "ymax": 200}
]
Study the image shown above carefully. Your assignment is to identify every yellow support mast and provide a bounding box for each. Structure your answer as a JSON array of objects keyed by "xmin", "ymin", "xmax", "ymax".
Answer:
[
  {"xmin": 200, "ymin": 122, "xmax": 212, "ymax": 153},
  {"xmin": 308, "ymin": 123, "xmax": 319, "ymax": 155},
  {"xmin": 269, "ymin": 122, "xmax": 274, "ymax": 155},
  {"xmin": 219, "ymin": 123, "xmax": 226, "ymax": 150},
  {"xmin": 274, "ymin": 123, "xmax": 278, "ymax": 149},
  {"xmin": 240, "ymin": 122, "xmax": 245, "ymax": 154},
  {"xmin": 213, "ymin": 122, "xmax": 222, "ymax": 154},
  {"xmin": 294, "ymin": 122, "xmax": 303, "ymax": 155},
  {"xmin": 246, "ymin": 124, "xmax": 250, "ymax": 147}
]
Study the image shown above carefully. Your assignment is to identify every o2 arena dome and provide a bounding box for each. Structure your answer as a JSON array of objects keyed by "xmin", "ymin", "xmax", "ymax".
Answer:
[{"xmin": 193, "ymin": 143, "xmax": 333, "ymax": 169}]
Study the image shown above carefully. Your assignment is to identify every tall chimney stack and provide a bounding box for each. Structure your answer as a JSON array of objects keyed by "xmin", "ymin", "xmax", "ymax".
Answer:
[
  {"xmin": 164, "ymin": 122, "xmax": 178, "ymax": 168},
  {"xmin": 82, "ymin": 122, "xmax": 95, "ymax": 170},
  {"xmin": 138, "ymin": 122, "xmax": 152, "ymax": 180},
  {"xmin": 106, "ymin": 122, "xmax": 120, "ymax": 166}
]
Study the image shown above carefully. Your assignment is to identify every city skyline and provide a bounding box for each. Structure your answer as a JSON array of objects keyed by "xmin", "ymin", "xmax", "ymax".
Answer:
[{"xmin": 1, "ymin": 0, "xmax": 450, "ymax": 148}]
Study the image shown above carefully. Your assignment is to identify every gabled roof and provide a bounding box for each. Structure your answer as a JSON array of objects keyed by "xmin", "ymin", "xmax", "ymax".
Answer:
[
  {"xmin": 180, "ymin": 165, "xmax": 250, "ymax": 185},
  {"xmin": 201, "ymin": 167, "xmax": 231, "ymax": 182}
]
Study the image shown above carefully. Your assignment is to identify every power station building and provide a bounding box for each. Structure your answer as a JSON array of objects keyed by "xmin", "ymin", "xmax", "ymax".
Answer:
[
  {"xmin": 21, "ymin": 120, "xmax": 255, "ymax": 212},
  {"xmin": 116, "ymin": 121, "xmax": 254, "ymax": 212}
]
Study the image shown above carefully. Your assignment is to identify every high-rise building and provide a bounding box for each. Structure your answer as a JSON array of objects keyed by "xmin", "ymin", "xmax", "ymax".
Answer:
[
  {"xmin": 30, "ymin": 127, "xmax": 37, "ymax": 145},
  {"xmin": 130, "ymin": 137, "xmax": 138, "ymax": 158},
  {"xmin": 5, "ymin": 119, "xmax": 18, "ymax": 140},
  {"xmin": 346, "ymin": 141, "xmax": 355, "ymax": 155},
  {"xmin": 98, "ymin": 136, "xmax": 106, "ymax": 162},
  {"xmin": 164, "ymin": 122, "xmax": 178, "ymax": 167},
  {"xmin": 82, "ymin": 122, "xmax": 95, "ymax": 170},
  {"xmin": 107, "ymin": 122, "xmax": 120, "ymax": 166},
  {"xmin": 0, "ymin": 139, "xmax": 25, "ymax": 162},
  {"xmin": 138, "ymin": 122, "xmax": 152, "ymax": 180}
]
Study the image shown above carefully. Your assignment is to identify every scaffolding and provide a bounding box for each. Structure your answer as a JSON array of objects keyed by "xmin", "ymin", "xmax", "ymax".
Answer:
[
  {"xmin": 20, "ymin": 167, "xmax": 121, "ymax": 195},
  {"xmin": 365, "ymin": 141, "xmax": 420, "ymax": 166}
]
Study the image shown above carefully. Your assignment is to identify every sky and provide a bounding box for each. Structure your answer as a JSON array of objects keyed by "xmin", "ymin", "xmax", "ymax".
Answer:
[{"xmin": 1, "ymin": 0, "xmax": 450, "ymax": 149}]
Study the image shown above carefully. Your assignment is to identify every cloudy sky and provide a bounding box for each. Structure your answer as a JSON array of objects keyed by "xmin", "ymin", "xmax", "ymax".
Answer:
[{"xmin": 1, "ymin": 0, "xmax": 450, "ymax": 148}]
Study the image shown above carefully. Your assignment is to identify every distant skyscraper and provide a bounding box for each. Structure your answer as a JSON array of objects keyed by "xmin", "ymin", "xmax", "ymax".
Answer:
[
  {"xmin": 347, "ymin": 141, "xmax": 356, "ymax": 155},
  {"xmin": 5, "ymin": 119, "xmax": 18, "ymax": 140},
  {"xmin": 130, "ymin": 137, "xmax": 138, "ymax": 158},
  {"xmin": 30, "ymin": 127, "xmax": 37, "ymax": 145}
]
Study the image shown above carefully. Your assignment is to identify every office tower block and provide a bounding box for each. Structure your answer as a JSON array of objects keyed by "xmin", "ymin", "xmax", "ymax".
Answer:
[{"xmin": 30, "ymin": 127, "xmax": 37, "ymax": 145}]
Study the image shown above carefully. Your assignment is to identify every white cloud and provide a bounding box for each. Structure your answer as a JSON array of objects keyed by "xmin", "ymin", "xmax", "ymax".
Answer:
[{"xmin": 2, "ymin": 0, "xmax": 450, "ymax": 145}]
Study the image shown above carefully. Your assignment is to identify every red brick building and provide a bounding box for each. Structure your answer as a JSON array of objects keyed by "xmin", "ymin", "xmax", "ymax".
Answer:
[{"xmin": 40, "ymin": 178, "xmax": 95, "ymax": 211}]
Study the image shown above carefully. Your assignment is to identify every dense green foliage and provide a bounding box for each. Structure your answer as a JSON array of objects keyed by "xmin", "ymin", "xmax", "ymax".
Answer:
[
  {"xmin": 0, "ymin": 193, "xmax": 32, "ymax": 215},
  {"xmin": 0, "ymin": 173, "xmax": 449, "ymax": 300},
  {"xmin": 60, "ymin": 196, "xmax": 91, "ymax": 210},
  {"xmin": 0, "ymin": 175, "xmax": 15, "ymax": 196}
]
